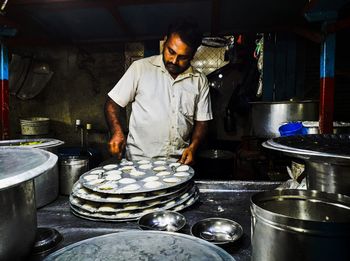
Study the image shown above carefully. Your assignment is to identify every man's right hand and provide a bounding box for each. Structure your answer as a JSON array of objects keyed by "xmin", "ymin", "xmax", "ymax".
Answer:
[{"xmin": 108, "ymin": 132, "xmax": 126, "ymax": 159}]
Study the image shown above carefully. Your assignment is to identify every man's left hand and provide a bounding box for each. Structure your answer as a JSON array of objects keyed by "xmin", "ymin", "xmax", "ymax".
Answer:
[{"xmin": 179, "ymin": 147, "xmax": 195, "ymax": 165}]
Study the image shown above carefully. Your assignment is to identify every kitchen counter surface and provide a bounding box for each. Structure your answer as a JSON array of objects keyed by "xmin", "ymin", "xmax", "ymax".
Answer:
[{"xmin": 30, "ymin": 180, "xmax": 281, "ymax": 261}]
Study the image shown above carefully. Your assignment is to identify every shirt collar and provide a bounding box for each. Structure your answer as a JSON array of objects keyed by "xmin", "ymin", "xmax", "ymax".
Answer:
[{"xmin": 149, "ymin": 54, "xmax": 200, "ymax": 79}]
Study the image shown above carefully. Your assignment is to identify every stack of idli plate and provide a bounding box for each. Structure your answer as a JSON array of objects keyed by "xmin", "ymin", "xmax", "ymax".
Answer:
[{"xmin": 69, "ymin": 159, "xmax": 199, "ymax": 222}]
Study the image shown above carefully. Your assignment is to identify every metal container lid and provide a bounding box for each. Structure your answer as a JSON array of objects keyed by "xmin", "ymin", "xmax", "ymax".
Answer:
[
  {"xmin": 251, "ymin": 189, "xmax": 350, "ymax": 235},
  {"xmin": 43, "ymin": 230, "xmax": 235, "ymax": 261},
  {"xmin": 0, "ymin": 138, "xmax": 64, "ymax": 150},
  {"xmin": 263, "ymin": 134, "xmax": 350, "ymax": 161},
  {"xmin": 0, "ymin": 147, "xmax": 58, "ymax": 191}
]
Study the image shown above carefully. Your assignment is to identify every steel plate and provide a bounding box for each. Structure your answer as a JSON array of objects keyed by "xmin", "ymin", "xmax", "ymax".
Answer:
[{"xmin": 44, "ymin": 230, "xmax": 235, "ymax": 261}]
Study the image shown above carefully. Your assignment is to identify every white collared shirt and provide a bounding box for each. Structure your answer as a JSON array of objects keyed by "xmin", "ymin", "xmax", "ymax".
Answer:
[{"xmin": 108, "ymin": 54, "xmax": 213, "ymax": 161}]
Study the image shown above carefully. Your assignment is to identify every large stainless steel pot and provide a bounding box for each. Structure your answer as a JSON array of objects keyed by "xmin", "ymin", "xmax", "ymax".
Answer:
[
  {"xmin": 305, "ymin": 158, "xmax": 350, "ymax": 196},
  {"xmin": 0, "ymin": 147, "xmax": 58, "ymax": 260},
  {"xmin": 0, "ymin": 138, "xmax": 64, "ymax": 208},
  {"xmin": 250, "ymin": 100, "xmax": 318, "ymax": 138},
  {"xmin": 251, "ymin": 189, "xmax": 350, "ymax": 261}
]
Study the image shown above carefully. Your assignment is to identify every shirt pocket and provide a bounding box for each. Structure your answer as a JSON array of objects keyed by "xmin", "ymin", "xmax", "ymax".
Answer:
[
  {"xmin": 178, "ymin": 88, "xmax": 198, "ymax": 119},
  {"xmin": 177, "ymin": 88, "xmax": 198, "ymax": 141}
]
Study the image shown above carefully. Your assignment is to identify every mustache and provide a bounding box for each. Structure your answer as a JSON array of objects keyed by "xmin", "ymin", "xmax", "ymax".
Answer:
[{"xmin": 165, "ymin": 62, "xmax": 181, "ymax": 70}]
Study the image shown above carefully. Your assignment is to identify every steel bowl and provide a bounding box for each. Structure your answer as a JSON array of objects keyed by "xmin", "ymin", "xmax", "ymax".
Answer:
[
  {"xmin": 138, "ymin": 211, "xmax": 186, "ymax": 232},
  {"xmin": 191, "ymin": 218, "xmax": 243, "ymax": 245}
]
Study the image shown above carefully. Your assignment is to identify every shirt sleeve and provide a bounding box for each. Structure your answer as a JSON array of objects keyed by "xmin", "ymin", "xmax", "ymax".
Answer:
[
  {"xmin": 194, "ymin": 75, "xmax": 213, "ymax": 121},
  {"xmin": 108, "ymin": 62, "xmax": 139, "ymax": 108}
]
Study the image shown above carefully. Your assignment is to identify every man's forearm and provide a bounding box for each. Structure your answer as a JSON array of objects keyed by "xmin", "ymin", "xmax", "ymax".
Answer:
[
  {"xmin": 188, "ymin": 121, "xmax": 208, "ymax": 153},
  {"xmin": 104, "ymin": 98, "xmax": 124, "ymax": 135}
]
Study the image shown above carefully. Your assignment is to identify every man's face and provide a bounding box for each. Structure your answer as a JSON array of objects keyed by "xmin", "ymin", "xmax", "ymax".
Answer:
[{"xmin": 163, "ymin": 33, "xmax": 194, "ymax": 77}]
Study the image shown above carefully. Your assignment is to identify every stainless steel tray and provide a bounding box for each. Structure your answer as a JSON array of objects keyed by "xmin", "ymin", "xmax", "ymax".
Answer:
[
  {"xmin": 79, "ymin": 159, "xmax": 194, "ymax": 194},
  {"xmin": 43, "ymin": 230, "xmax": 235, "ymax": 261}
]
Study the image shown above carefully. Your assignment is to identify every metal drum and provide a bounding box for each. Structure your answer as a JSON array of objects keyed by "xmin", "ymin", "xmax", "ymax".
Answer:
[{"xmin": 250, "ymin": 190, "xmax": 350, "ymax": 261}]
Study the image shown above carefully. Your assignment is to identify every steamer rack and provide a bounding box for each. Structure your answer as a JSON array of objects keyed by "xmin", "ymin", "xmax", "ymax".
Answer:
[{"xmin": 69, "ymin": 159, "xmax": 199, "ymax": 222}]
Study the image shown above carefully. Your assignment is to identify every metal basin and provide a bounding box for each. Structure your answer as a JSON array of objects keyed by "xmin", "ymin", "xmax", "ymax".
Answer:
[
  {"xmin": 251, "ymin": 189, "xmax": 350, "ymax": 261},
  {"xmin": 191, "ymin": 218, "xmax": 243, "ymax": 245},
  {"xmin": 0, "ymin": 138, "xmax": 64, "ymax": 208},
  {"xmin": 138, "ymin": 211, "xmax": 186, "ymax": 232}
]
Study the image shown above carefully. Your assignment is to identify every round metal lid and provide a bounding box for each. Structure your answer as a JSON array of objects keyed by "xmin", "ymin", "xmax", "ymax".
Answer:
[
  {"xmin": 263, "ymin": 134, "xmax": 350, "ymax": 161},
  {"xmin": 0, "ymin": 147, "xmax": 58, "ymax": 190},
  {"xmin": 0, "ymin": 138, "xmax": 64, "ymax": 149},
  {"xmin": 44, "ymin": 230, "xmax": 235, "ymax": 261}
]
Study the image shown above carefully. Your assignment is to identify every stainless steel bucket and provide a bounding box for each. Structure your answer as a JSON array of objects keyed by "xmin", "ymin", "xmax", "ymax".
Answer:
[
  {"xmin": 305, "ymin": 159, "xmax": 350, "ymax": 196},
  {"xmin": 250, "ymin": 190, "xmax": 350, "ymax": 261},
  {"xmin": 59, "ymin": 156, "xmax": 89, "ymax": 195}
]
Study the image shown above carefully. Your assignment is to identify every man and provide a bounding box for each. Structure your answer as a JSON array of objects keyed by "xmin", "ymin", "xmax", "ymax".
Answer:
[{"xmin": 105, "ymin": 19, "xmax": 212, "ymax": 165}]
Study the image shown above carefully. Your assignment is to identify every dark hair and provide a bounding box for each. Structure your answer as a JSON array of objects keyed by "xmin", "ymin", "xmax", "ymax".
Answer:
[{"xmin": 166, "ymin": 18, "xmax": 202, "ymax": 53}]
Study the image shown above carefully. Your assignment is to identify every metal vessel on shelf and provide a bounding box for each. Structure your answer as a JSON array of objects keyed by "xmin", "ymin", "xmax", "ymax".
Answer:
[{"xmin": 249, "ymin": 100, "xmax": 318, "ymax": 138}]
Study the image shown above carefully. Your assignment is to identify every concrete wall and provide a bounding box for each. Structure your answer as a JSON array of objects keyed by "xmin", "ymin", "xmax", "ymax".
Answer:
[{"xmin": 9, "ymin": 44, "xmax": 126, "ymax": 159}]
